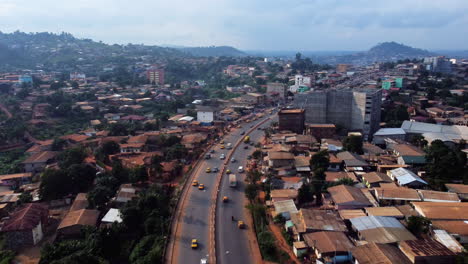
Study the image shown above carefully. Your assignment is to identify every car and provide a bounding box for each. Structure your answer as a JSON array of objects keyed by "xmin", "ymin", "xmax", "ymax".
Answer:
[
  {"xmin": 220, "ymin": 145, "xmax": 225, "ymax": 149},
  {"xmin": 238, "ymin": 166, "xmax": 244, "ymax": 173},
  {"xmin": 240, "ymin": 131, "xmax": 245, "ymax": 135},
  {"xmin": 249, "ymin": 142, "xmax": 254, "ymax": 146},
  {"xmin": 212, "ymin": 167, "xmax": 219, "ymax": 173},
  {"xmin": 200, "ymin": 258, "xmax": 208, "ymax": 264},
  {"xmin": 198, "ymin": 184, "xmax": 205, "ymax": 190},
  {"xmin": 210, "ymin": 149, "xmax": 215, "ymax": 153},
  {"xmin": 231, "ymin": 158, "xmax": 236, "ymax": 163},
  {"xmin": 223, "ymin": 196, "xmax": 228, "ymax": 202},
  {"xmin": 220, "ymin": 154, "xmax": 225, "ymax": 160},
  {"xmin": 247, "ymin": 155, "xmax": 252, "ymax": 160},
  {"xmin": 191, "ymin": 239, "xmax": 198, "ymax": 249},
  {"xmin": 192, "ymin": 180, "xmax": 199, "ymax": 186},
  {"xmin": 226, "ymin": 169, "xmax": 231, "ymax": 174},
  {"xmin": 250, "ymin": 125, "xmax": 254, "ymax": 128},
  {"xmin": 238, "ymin": 221, "xmax": 245, "ymax": 229},
  {"xmin": 257, "ymin": 127, "xmax": 262, "ymax": 130},
  {"xmin": 220, "ymin": 140, "xmax": 225, "ymax": 144},
  {"xmin": 206, "ymin": 167, "xmax": 211, "ymax": 173},
  {"xmin": 244, "ymin": 145, "xmax": 248, "ymax": 149}
]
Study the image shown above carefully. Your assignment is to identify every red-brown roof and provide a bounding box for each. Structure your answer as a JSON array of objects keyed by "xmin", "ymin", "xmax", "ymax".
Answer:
[{"xmin": 2, "ymin": 203, "xmax": 48, "ymax": 231}]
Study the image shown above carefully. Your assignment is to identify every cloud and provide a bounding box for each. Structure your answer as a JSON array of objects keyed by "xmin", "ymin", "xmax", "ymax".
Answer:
[{"xmin": 0, "ymin": 0, "xmax": 467, "ymax": 50}]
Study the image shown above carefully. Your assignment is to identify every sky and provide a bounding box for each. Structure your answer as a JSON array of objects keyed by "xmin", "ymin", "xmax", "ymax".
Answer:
[{"xmin": 0, "ymin": 0, "xmax": 467, "ymax": 51}]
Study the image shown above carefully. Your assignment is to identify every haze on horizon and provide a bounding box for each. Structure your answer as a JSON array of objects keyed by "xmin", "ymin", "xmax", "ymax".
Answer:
[{"xmin": 1, "ymin": 0, "xmax": 467, "ymax": 51}]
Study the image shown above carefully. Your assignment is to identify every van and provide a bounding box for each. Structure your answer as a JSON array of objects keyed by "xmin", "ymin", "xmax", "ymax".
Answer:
[{"xmin": 238, "ymin": 166, "xmax": 244, "ymax": 173}]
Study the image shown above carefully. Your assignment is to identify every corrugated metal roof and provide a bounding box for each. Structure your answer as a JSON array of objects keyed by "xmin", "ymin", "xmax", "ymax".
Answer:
[{"xmin": 350, "ymin": 216, "xmax": 404, "ymax": 231}]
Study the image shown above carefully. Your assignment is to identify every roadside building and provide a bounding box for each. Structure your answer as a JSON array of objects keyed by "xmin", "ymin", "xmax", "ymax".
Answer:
[
  {"xmin": 270, "ymin": 189, "xmax": 298, "ymax": 203},
  {"xmin": 272, "ymin": 199, "xmax": 298, "ymax": 220},
  {"xmin": 267, "ymin": 151, "xmax": 295, "ymax": 168},
  {"xmin": 288, "ymin": 209, "xmax": 347, "ymax": 240},
  {"xmin": 0, "ymin": 173, "xmax": 33, "ymax": 189},
  {"xmin": 266, "ymin": 82, "xmax": 287, "ymax": 101},
  {"xmin": 196, "ymin": 105, "xmax": 216, "ymax": 124},
  {"xmin": 278, "ymin": 109, "xmax": 305, "ymax": 134},
  {"xmin": 372, "ymin": 128, "xmax": 406, "ymax": 145}
]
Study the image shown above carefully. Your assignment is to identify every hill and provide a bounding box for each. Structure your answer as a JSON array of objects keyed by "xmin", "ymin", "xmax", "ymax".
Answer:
[{"xmin": 179, "ymin": 46, "xmax": 246, "ymax": 57}]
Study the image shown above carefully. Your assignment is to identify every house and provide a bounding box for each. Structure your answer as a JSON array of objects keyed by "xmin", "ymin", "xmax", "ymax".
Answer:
[
  {"xmin": 70, "ymin": 193, "xmax": 88, "ymax": 211},
  {"xmin": 196, "ymin": 105, "xmax": 216, "ymax": 124},
  {"xmin": 328, "ymin": 185, "xmax": 373, "ymax": 210},
  {"xmin": 288, "ymin": 209, "xmax": 347, "ymax": 240},
  {"xmin": 292, "ymin": 241, "xmax": 308, "ymax": 258},
  {"xmin": 120, "ymin": 143, "xmax": 144, "ymax": 153},
  {"xmin": 272, "ymin": 199, "xmax": 298, "ymax": 220},
  {"xmin": 361, "ymin": 172, "xmax": 393, "ymax": 188},
  {"xmin": 267, "ymin": 151, "xmax": 295, "ymax": 168},
  {"xmin": 1, "ymin": 203, "xmax": 49, "ymax": 249},
  {"xmin": 350, "ymin": 216, "xmax": 416, "ymax": 244},
  {"xmin": 328, "ymin": 154, "xmax": 342, "ymax": 171},
  {"xmin": 294, "ymin": 156, "xmax": 311, "ymax": 174},
  {"xmin": 57, "ymin": 209, "xmax": 99, "ymax": 238},
  {"xmin": 325, "ymin": 171, "xmax": 357, "ymax": 183},
  {"xmin": 432, "ymin": 221, "xmax": 468, "ymax": 244},
  {"xmin": 399, "ymin": 239, "xmax": 456, "ymax": 264},
  {"xmin": 445, "ymin": 184, "xmax": 468, "ymax": 201},
  {"xmin": 336, "ymin": 151, "xmax": 369, "ymax": 172},
  {"xmin": 0, "ymin": 173, "xmax": 33, "ymax": 189},
  {"xmin": 351, "ymin": 243, "xmax": 411, "ymax": 264},
  {"xmin": 387, "ymin": 168, "xmax": 427, "ymax": 188},
  {"xmin": 372, "ymin": 128, "xmax": 406, "ymax": 145},
  {"xmin": 373, "ymin": 187, "xmax": 422, "ymax": 206},
  {"xmin": 433, "ymin": 229, "xmax": 464, "ymax": 254},
  {"xmin": 303, "ymin": 231, "xmax": 354, "ymax": 264},
  {"xmin": 364, "ymin": 207, "xmax": 404, "ymax": 219},
  {"xmin": 101, "ymin": 208, "xmax": 123, "ymax": 225},
  {"xmin": 417, "ymin": 190, "xmax": 460, "ymax": 203},
  {"xmin": 22, "ymin": 151, "xmax": 57, "ymax": 173},
  {"xmin": 306, "ymin": 124, "xmax": 336, "ymax": 141},
  {"xmin": 338, "ymin": 209, "xmax": 367, "ymax": 220},
  {"xmin": 270, "ymin": 189, "xmax": 298, "ymax": 203},
  {"xmin": 411, "ymin": 202, "xmax": 468, "ymax": 221},
  {"xmin": 321, "ymin": 138, "xmax": 343, "ymax": 152},
  {"xmin": 113, "ymin": 184, "xmax": 139, "ymax": 206}
]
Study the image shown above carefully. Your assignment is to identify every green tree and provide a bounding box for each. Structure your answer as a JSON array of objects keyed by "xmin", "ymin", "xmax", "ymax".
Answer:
[
  {"xmin": 245, "ymin": 184, "xmax": 258, "ymax": 201},
  {"xmin": 18, "ymin": 192, "xmax": 33, "ymax": 204},
  {"xmin": 297, "ymin": 183, "xmax": 314, "ymax": 204},
  {"xmin": 425, "ymin": 140, "xmax": 467, "ymax": 188},
  {"xmin": 252, "ymin": 150, "xmax": 262, "ymax": 160},
  {"xmin": 109, "ymin": 123, "xmax": 129, "ymax": 136},
  {"xmin": 343, "ymin": 135, "xmax": 363, "ymax": 154},
  {"xmin": 149, "ymin": 155, "xmax": 163, "ymax": 178},
  {"xmin": 58, "ymin": 147, "xmax": 87, "ymax": 169},
  {"xmin": 101, "ymin": 141, "xmax": 120, "ymax": 156},
  {"xmin": 310, "ymin": 150, "xmax": 330, "ymax": 172},
  {"xmin": 39, "ymin": 169, "xmax": 69, "ymax": 200},
  {"xmin": 87, "ymin": 185, "xmax": 114, "ymax": 209},
  {"xmin": 51, "ymin": 138, "xmax": 67, "ymax": 151},
  {"xmin": 407, "ymin": 216, "xmax": 431, "ymax": 237},
  {"xmin": 130, "ymin": 166, "xmax": 148, "ymax": 183}
]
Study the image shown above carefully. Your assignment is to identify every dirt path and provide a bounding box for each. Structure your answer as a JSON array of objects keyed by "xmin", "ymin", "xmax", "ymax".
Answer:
[
  {"xmin": 0, "ymin": 103, "xmax": 13, "ymax": 119},
  {"xmin": 268, "ymin": 219, "xmax": 300, "ymax": 264}
]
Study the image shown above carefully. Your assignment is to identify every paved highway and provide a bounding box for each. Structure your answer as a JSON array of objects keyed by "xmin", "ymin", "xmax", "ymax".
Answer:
[
  {"xmin": 216, "ymin": 116, "xmax": 276, "ymax": 264},
  {"xmin": 170, "ymin": 112, "xmax": 275, "ymax": 264}
]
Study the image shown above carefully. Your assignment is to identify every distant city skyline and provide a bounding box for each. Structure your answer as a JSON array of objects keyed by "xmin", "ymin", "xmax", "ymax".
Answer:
[{"xmin": 1, "ymin": 0, "xmax": 467, "ymax": 51}]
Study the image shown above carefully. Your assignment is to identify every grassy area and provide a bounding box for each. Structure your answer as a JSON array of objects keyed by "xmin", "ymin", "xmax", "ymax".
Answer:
[{"xmin": 0, "ymin": 148, "xmax": 27, "ymax": 174}]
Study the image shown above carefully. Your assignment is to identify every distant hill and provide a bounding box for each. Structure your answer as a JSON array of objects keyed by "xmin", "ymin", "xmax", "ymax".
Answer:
[{"xmin": 178, "ymin": 46, "xmax": 247, "ymax": 57}]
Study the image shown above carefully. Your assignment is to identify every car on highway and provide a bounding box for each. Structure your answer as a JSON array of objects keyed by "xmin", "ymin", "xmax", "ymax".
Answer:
[
  {"xmin": 220, "ymin": 140, "xmax": 224, "ymax": 144},
  {"xmin": 247, "ymin": 155, "xmax": 252, "ymax": 160},
  {"xmin": 220, "ymin": 154, "xmax": 225, "ymax": 160},
  {"xmin": 249, "ymin": 142, "xmax": 254, "ymax": 146},
  {"xmin": 220, "ymin": 144, "xmax": 225, "ymax": 149},
  {"xmin": 212, "ymin": 167, "xmax": 219, "ymax": 173},
  {"xmin": 237, "ymin": 221, "xmax": 245, "ymax": 229},
  {"xmin": 198, "ymin": 184, "xmax": 205, "ymax": 190},
  {"xmin": 210, "ymin": 149, "xmax": 215, "ymax": 153},
  {"xmin": 238, "ymin": 166, "xmax": 244, "ymax": 173},
  {"xmin": 226, "ymin": 169, "xmax": 231, "ymax": 174},
  {"xmin": 200, "ymin": 258, "xmax": 207, "ymax": 264},
  {"xmin": 205, "ymin": 167, "xmax": 211, "ymax": 173},
  {"xmin": 192, "ymin": 180, "xmax": 199, "ymax": 186},
  {"xmin": 231, "ymin": 158, "xmax": 236, "ymax": 163},
  {"xmin": 244, "ymin": 145, "xmax": 248, "ymax": 149},
  {"xmin": 223, "ymin": 196, "xmax": 228, "ymax": 202},
  {"xmin": 191, "ymin": 239, "xmax": 198, "ymax": 249},
  {"xmin": 240, "ymin": 131, "xmax": 245, "ymax": 135}
]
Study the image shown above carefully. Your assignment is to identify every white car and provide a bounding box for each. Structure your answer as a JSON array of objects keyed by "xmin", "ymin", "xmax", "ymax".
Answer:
[
  {"xmin": 238, "ymin": 166, "xmax": 244, "ymax": 173},
  {"xmin": 200, "ymin": 258, "xmax": 208, "ymax": 264},
  {"xmin": 220, "ymin": 154, "xmax": 225, "ymax": 160},
  {"xmin": 231, "ymin": 158, "xmax": 236, "ymax": 163}
]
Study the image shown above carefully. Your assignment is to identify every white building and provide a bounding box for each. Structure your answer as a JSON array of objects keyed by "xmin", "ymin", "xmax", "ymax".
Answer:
[{"xmin": 196, "ymin": 106, "xmax": 215, "ymax": 123}]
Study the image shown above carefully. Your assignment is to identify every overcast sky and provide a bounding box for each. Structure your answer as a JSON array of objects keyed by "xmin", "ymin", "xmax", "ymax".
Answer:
[{"xmin": 1, "ymin": 0, "xmax": 467, "ymax": 51}]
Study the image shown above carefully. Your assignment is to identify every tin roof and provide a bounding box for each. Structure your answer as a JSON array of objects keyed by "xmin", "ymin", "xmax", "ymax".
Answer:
[
  {"xmin": 303, "ymin": 231, "xmax": 354, "ymax": 254},
  {"xmin": 351, "ymin": 243, "xmax": 411, "ymax": 264},
  {"xmin": 412, "ymin": 202, "xmax": 468, "ymax": 220}
]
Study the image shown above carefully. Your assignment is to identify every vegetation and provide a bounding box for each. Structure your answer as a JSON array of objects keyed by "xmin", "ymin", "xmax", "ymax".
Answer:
[
  {"xmin": 407, "ymin": 216, "xmax": 431, "ymax": 237},
  {"xmin": 343, "ymin": 135, "xmax": 364, "ymax": 154}
]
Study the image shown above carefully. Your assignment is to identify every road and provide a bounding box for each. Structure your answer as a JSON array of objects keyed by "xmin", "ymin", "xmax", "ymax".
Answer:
[
  {"xmin": 170, "ymin": 112, "xmax": 275, "ymax": 264},
  {"xmin": 216, "ymin": 116, "xmax": 275, "ymax": 264}
]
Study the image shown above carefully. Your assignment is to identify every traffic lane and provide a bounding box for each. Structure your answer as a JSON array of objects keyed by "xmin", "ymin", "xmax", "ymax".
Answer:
[{"xmin": 176, "ymin": 155, "xmax": 221, "ymax": 264}]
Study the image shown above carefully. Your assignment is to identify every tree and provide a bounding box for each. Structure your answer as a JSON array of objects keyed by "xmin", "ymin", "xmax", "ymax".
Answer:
[
  {"xmin": 101, "ymin": 141, "xmax": 120, "ymax": 156},
  {"xmin": 58, "ymin": 147, "xmax": 87, "ymax": 169},
  {"xmin": 409, "ymin": 134, "xmax": 428, "ymax": 148},
  {"xmin": 109, "ymin": 123, "xmax": 129, "ymax": 136},
  {"xmin": 247, "ymin": 170, "xmax": 262, "ymax": 184},
  {"xmin": 245, "ymin": 184, "xmax": 258, "ymax": 201},
  {"xmin": 252, "ymin": 150, "xmax": 262, "ymax": 160},
  {"xmin": 425, "ymin": 140, "xmax": 467, "ymax": 188},
  {"xmin": 149, "ymin": 155, "xmax": 163, "ymax": 178},
  {"xmin": 130, "ymin": 166, "xmax": 148, "ymax": 183},
  {"xmin": 71, "ymin": 81, "xmax": 79, "ymax": 89},
  {"xmin": 297, "ymin": 183, "xmax": 314, "ymax": 204},
  {"xmin": 343, "ymin": 135, "xmax": 363, "ymax": 154},
  {"xmin": 87, "ymin": 185, "xmax": 114, "ymax": 209},
  {"xmin": 407, "ymin": 216, "xmax": 431, "ymax": 237},
  {"xmin": 39, "ymin": 169, "xmax": 69, "ymax": 200},
  {"xmin": 310, "ymin": 150, "xmax": 330, "ymax": 172},
  {"xmin": 51, "ymin": 138, "xmax": 67, "ymax": 151},
  {"xmin": 18, "ymin": 192, "xmax": 33, "ymax": 204},
  {"xmin": 67, "ymin": 164, "xmax": 96, "ymax": 193}
]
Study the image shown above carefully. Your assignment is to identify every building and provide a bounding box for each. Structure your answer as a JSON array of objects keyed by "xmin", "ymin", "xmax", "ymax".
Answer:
[
  {"xmin": 399, "ymin": 239, "xmax": 455, "ymax": 264},
  {"xmin": 424, "ymin": 56, "xmax": 452, "ymax": 74},
  {"xmin": 196, "ymin": 105, "xmax": 216, "ymax": 124},
  {"xmin": 303, "ymin": 231, "xmax": 354, "ymax": 264},
  {"xmin": 266, "ymin": 82, "xmax": 287, "ymax": 101},
  {"xmin": 278, "ymin": 109, "xmax": 305, "ymax": 134},
  {"xmin": 57, "ymin": 209, "xmax": 99, "ymax": 238},
  {"xmin": 2, "ymin": 203, "xmax": 49, "ymax": 249},
  {"xmin": 387, "ymin": 168, "xmax": 427, "ymax": 188},
  {"xmin": 361, "ymin": 172, "xmax": 393, "ymax": 188},
  {"xmin": 411, "ymin": 202, "xmax": 468, "ymax": 221},
  {"xmin": 372, "ymin": 128, "xmax": 406, "ymax": 145},
  {"xmin": 293, "ymin": 89, "xmax": 382, "ymax": 140},
  {"xmin": 22, "ymin": 151, "xmax": 57, "ymax": 173},
  {"xmin": 328, "ymin": 185, "xmax": 372, "ymax": 210},
  {"xmin": 336, "ymin": 64, "xmax": 351, "ymax": 73},
  {"xmin": 288, "ymin": 209, "xmax": 347, "ymax": 241},
  {"xmin": 146, "ymin": 66, "xmax": 165, "ymax": 85},
  {"xmin": 445, "ymin": 184, "xmax": 468, "ymax": 201},
  {"xmin": 351, "ymin": 243, "xmax": 411, "ymax": 264},
  {"xmin": 373, "ymin": 187, "xmax": 422, "ymax": 206},
  {"xmin": 306, "ymin": 124, "xmax": 336, "ymax": 140},
  {"xmin": 350, "ymin": 216, "xmax": 416, "ymax": 244}
]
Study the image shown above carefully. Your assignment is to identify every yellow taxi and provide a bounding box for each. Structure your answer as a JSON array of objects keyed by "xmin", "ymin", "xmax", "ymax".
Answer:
[
  {"xmin": 198, "ymin": 184, "xmax": 205, "ymax": 190},
  {"xmin": 206, "ymin": 167, "xmax": 211, "ymax": 173},
  {"xmin": 220, "ymin": 140, "xmax": 225, "ymax": 144},
  {"xmin": 220, "ymin": 144, "xmax": 225, "ymax": 149},
  {"xmin": 238, "ymin": 221, "xmax": 245, "ymax": 229},
  {"xmin": 192, "ymin": 180, "xmax": 199, "ymax": 186},
  {"xmin": 226, "ymin": 169, "xmax": 231, "ymax": 174},
  {"xmin": 191, "ymin": 239, "xmax": 198, "ymax": 249},
  {"xmin": 223, "ymin": 196, "xmax": 228, "ymax": 202}
]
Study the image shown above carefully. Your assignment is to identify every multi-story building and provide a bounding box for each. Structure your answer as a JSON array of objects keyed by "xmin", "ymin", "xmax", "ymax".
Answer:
[
  {"xmin": 267, "ymin": 82, "xmax": 287, "ymax": 102},
  {"xmin": 278, "ymin": 109, "xmax": 305, "ymax": 134},
  {"xmin": 293, "ymin": 88, "xmax": 382, "ymax": 140},
  {"xmin": 424, "ymin": 56, "xmax": 452, "ymax": 74},
  {"xmin": 146, "ymin": 66, "xmax": 165, "ymax": 85}
]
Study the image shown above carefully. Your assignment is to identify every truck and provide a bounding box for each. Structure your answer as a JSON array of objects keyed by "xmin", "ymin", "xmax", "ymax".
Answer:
[
  {"xmin": 229, "ymin": 174, "xmax": 237, "ymax": 188},
  {"xmin": 243, "ymin": 136, "xmax": 250, "ymax": 143}
]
